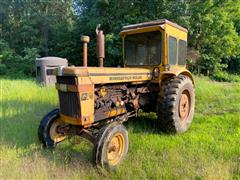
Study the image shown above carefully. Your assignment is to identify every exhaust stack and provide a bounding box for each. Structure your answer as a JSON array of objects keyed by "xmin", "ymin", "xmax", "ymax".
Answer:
[
  {"xmin": 96, "ymin": 25, "xmax": 105, "ymax": 67},
  {"xmin": 81, "ymin": 36, "xmax": 90, "ymax": 67}
]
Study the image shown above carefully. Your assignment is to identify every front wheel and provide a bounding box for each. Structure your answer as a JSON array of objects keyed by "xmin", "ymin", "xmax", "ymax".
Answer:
[
  {"xmin": 38, "ymin": 109, "xmax": 67, "ymax": 148},
  {"xmin": 93, "ymin": 122, "xmax": 128, "ymax": 170},
  {"xmin": 157, "ymin": 75, "xmax": 195, "ymax": 133}
]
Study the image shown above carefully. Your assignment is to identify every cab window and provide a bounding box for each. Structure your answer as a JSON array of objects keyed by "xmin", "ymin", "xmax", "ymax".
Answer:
[
  {"xmin": 168, "ymin": 36, "xmax": 177, "ymax": 65},
  {"xmin": 178, "ymin": 40, "xmax": 187, "ymax": 65},
  {"xmin": 125, "ymin": 31, "xmax": 162, "ymax": 65}
]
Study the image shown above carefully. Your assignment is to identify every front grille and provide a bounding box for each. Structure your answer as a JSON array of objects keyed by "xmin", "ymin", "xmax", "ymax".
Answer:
[
  {"xmin": 58, "ymin": 91, "xmax": 81, "ymax": 118},
  {"xmin": 57, "ymin": 76, "xmax": 77, "ymax": 85}
]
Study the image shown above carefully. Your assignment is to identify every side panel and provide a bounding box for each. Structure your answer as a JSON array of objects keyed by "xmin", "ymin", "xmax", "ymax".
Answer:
[
  {"xmin": 89, "ymin": 72, "xmax": 152, "ymax": 84},
  {"xmin": 165, "ymin": 24, "xmax": 187, "ymax": 41},
  {"xmin": 88, "ymin": 67, "xmax": 152, "ymax": 84},
  {"xmin": 57, "ymin": 76, "xmax": 94, "ymax": 126},
  {"xmin": 78, "ymin": 77, "xmax": 94, "ymax": 125},
  {"xmin": 60, "ymin": 67, "xmax": 153, "ymax": 84},
  {"xmin": 165, "ymin": 24, "xmax": 188, "ymax": 68}
]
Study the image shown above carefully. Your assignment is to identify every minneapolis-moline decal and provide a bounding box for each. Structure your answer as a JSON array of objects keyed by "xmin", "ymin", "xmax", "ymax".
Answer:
[{"xmin": 109, "ymin": 75, "xmax": 142, "ymax": 81}]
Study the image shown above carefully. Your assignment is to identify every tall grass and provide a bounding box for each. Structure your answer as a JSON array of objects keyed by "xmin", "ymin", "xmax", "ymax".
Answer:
[{"xmin": 0, "ymin": 76, "xmax": 239, "ymax": 179}]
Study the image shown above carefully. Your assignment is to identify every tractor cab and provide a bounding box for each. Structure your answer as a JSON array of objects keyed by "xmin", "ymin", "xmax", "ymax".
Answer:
[{"xmin": 120, "ymin": 19, "xmax": 188, "ymax": 72}]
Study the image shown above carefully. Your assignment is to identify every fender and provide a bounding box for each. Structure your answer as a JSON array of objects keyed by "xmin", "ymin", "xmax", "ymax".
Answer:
[{"xmin": 160, "ymin": 68, "xmax": 194, "ymax": 85}]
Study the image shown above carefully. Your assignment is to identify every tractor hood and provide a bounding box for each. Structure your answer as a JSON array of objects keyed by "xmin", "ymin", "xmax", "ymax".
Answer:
[{"xmin": 53, "ymin": 67, "xmax": 153, "ymax": 84}]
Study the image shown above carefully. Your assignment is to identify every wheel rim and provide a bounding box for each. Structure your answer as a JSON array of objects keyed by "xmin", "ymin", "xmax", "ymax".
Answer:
[
  {"xmin": 179, "ymin": 90, "xmax": 190, "ymax": 121},
  {"xmin": 107, "ymin": 133, "xmax": 125, "ymax": 166},
  {"xmin": 49, "ymin": 118, "xmax": 66, "ymax": 143}
]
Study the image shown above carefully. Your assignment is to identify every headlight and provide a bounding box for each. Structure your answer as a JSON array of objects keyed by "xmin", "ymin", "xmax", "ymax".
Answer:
[{"xmin": 153, "ymin": 67, "xmax": 160, "ymax": 78}]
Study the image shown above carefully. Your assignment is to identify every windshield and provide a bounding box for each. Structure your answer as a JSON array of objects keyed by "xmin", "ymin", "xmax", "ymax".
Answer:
[{"xmin": 124, "ymin": 31, "xmax": 162, "ymax": 65}]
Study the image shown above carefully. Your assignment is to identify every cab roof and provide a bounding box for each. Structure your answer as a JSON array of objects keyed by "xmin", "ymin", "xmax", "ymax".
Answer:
[{"xmin": 120, "ymin": 19, "xmax": 187, "ymax": 36}]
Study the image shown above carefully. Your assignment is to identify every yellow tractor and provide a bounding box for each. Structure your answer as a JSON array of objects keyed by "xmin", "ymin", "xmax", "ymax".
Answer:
[{"xmin": 38, "ymin": 19, "xmax": 195, "ymax": 170}]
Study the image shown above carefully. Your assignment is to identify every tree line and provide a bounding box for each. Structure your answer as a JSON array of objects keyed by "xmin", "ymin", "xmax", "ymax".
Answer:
[{"xmin": 0, "ymin": 0, "xmax": 240, "ymax": 79}]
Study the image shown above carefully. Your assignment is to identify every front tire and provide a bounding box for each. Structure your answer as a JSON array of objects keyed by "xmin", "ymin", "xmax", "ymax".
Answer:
[
  {"xmin": 157, "ymin": 75, "xmax": 195, "ymax": 133},
  {"xmin": 38, "ymin": 109, "xmax": 67, "ymax": 148},
  {"xmin": 93, "ymin": 122, "xmax": 128, "ymax": 170}
]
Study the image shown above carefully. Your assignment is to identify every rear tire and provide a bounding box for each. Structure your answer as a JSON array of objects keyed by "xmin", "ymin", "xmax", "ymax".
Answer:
[
  {"xmin": 93, "ymin": 122, "xmax": 128, "ymax": 170},
  {"xmin": 157, "ymin": 75, "xmax": 195, "ymax": 133},
  {"xmin": 38, "ymin": 109, "xmax": 67, "ymax": 148}
]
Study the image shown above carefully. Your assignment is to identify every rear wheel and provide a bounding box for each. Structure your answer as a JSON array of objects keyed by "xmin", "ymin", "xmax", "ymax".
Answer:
[
  {"xmin": 157, "ymin": 75, "xmax": 195, "ymax": 133},
  {"xmin": 93, "ymin": 122, "xmax": 128, "ymax": 170},
  {"xmin": 38, "ymin": 109, "xmax": 67, "ymax": 148}
]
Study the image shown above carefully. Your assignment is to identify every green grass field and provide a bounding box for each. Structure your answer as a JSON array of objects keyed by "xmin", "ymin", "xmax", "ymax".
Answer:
[{"xmin": 1, "ymin": 76, "xmax": 240, "ymax": 179}]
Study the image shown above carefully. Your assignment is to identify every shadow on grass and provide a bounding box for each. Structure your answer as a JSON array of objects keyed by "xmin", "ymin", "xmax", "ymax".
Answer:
[
  {"xmin": 1, "ymin": 99, "xmax": 94, "ymax": 167},
  {"xmin": 125, "ymin": 113, "xmax": 164, "ymax": 135},
  {"xmin": 1, "ymin": 98, "xmax": 170, "ymax": 169},
  {"xmin": 1, "ymin": 99, "xmax": 55, "ymax": 147}
]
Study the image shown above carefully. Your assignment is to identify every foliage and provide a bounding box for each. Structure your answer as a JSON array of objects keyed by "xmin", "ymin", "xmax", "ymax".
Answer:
[
  {"xmin": 188, "ymin": 0, "xmax": 240, "ymax": 75},
  {"xmin": 21, "ymin": 48, "xmax": 39, "ymax": 76},
  {"xmin": 0, "ymin": 40, "xmax": 12, "ymax": 75},
  {"xmin": 0, "ymin": 40, "xmax": 39, "ymax": 76},
  {"xmin": 224, "ymin": 57, "xmax": 240, "ymax": 74},
  {"xmin": 0, "ymin": 0, "xmax": 80, "ymax": 73},
  {"xmin": 212, "ymin": 71, "xmax": 240, "ymax": 83},
  {"xmin": 0, "ymin": 0, "xmax": 240, "ymax": 77}
]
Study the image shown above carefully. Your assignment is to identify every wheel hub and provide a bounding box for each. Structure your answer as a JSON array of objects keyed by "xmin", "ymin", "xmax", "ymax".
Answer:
[
  {"xmin": 49, "ymin": 118, "xmax": 67, "ymax": 143},
  {"xmin": 107, "ymin": 133, "xmax": 125, "ymax": 166},
  {"xmin": 179, "ymin": 91, "xmax": 190, "ymax": 121}
]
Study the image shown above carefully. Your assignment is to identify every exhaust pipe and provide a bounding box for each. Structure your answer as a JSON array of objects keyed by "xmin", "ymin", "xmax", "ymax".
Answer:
[
  {"xmin": 81, "ymin": 35, "xmax": 90, "ymax": 67},
  {"xmin": 96, "ymin": 25, "xmax": 105, "ymax": 67}
]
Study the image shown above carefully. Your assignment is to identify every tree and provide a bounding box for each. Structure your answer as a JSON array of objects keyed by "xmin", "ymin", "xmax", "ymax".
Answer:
[
  {"xmin": 187, "ymin": 0, "xmax": 240, "ymax": 74},
  {"xmin": 0, "ymin": 0, "xmax": 240, "ymax": 77}
]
